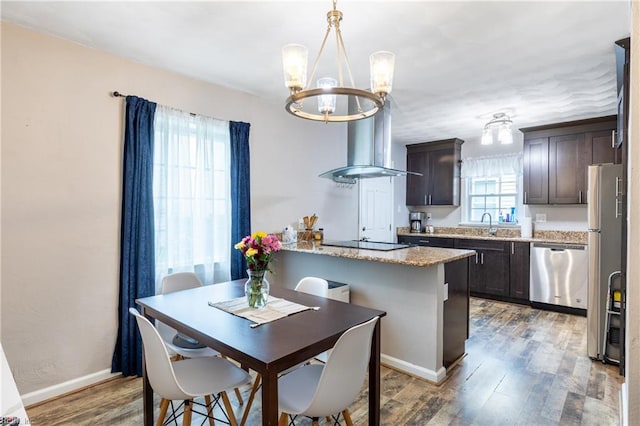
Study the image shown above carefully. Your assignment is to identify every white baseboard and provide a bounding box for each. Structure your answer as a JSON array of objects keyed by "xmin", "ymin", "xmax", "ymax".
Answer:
[
  {"xmin": 620, "ymin": 382, "xmax": 628, "ymax": 426},
  {"xmin": 21, "ymin": 369, "xmax": 120, "ymax": 407},
  {"xmin": 381, "ymin": 353, "xmax": 447, "ymax": 384}
]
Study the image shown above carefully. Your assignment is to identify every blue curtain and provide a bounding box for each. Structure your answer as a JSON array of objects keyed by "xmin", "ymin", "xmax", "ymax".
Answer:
[
  {"xmin": 230, "ymin": 121, "xmax": 251, "ymax": 280},
  {"xmin": 111, "ymin": 96, "xmax": 157, "ymax": 377}
]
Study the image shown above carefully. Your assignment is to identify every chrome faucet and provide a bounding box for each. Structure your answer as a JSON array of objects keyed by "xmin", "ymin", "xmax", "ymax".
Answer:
[{"xmin": 481, "ymin": 213, "xmax": 497, "ymax": 236}]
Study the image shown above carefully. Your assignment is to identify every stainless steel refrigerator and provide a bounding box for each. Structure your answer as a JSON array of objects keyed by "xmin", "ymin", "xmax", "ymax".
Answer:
[{"xmin": 587, "ymin": 163, "xmax": 623, "ymax": 362}]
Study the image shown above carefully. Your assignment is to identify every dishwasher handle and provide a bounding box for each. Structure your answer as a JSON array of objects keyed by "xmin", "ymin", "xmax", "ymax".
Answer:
[{"xmin": 532, "ymin": 243, "xmax": 586, "ymax": 251}]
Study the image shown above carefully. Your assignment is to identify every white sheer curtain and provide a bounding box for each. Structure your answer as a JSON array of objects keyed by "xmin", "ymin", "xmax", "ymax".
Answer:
[
  {"xmin": 461, "ymin": 153, "xmax": 522, "ymax": 178},
  {"xmin": 153, "ymin": 105, "xmax": 231, "ymax": 291}
]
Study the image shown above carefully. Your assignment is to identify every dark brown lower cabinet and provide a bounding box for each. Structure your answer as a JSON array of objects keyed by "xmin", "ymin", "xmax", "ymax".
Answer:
[
  {"xmin": 509, "ymin": 242, "xmax": 530, "ymax": 300},
  {"xmin": 454, "ymin": 239, "xmax": 510, "ymax": 297},
  {"xmin": 443, "ymin": 258, "xmax": 469, "ymax": 368},
  {"xmin": 454, "ymin": 238, "xmax": 530, "ymax": 304}
]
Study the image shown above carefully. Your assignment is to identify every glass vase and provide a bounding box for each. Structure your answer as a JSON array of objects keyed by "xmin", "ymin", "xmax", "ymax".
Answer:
[{"xmin": 245, "ymin": 269, "xmax": 270, "ymax": 309}]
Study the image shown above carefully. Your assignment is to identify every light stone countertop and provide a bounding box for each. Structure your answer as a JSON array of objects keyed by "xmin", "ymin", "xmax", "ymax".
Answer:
[
  {"xmin": 397, "ymin": 226, "xmax": 588, "ymax": 245},
  {"xmin": 278, "ymin": 240, "xmax": 475, "ymax": 268}
]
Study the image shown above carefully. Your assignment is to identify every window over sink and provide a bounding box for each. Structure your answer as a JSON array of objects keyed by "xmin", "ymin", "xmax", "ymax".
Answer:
[{"xmin": 461, "ymin": 153, "xmax": 522, "ymax": 224}]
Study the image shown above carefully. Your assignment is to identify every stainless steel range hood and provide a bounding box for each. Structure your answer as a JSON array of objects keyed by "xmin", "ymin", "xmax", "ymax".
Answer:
[{"xmin": 319, "ymin": 99, "xmax": 420, "ymax": 184}]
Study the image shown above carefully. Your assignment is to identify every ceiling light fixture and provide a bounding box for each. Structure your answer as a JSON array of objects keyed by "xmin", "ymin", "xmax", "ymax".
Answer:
[
  {"xmin": 282, "ymin": 0, "xmax": 395, "ymax": 123},
  {"xmin": 481, "ymin": 112, "xmax": 514, "ymax": 145}
]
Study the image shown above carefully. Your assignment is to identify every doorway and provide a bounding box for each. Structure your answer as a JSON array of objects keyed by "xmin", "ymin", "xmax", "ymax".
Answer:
[{"xmin": 358, "ymin": 177, "xmax": 393, "ymax": 242}]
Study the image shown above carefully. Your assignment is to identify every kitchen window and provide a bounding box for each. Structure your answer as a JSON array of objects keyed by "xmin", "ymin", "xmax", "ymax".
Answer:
[
  {"xmin": 153, "ymin": 105, "xmax": 231, "ymax": 290},
  {"xmin": 461, "ymin": 153, "xmax": 522, "ymax": 224}
]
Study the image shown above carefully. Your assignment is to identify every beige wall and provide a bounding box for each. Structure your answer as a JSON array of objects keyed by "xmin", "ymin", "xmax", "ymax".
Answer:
[
  {"xmin": 625, "ymin": 2, "xmax": 639, "ymax": 424},
  {"xmin": 0, "ymin": 22, "xmax": 357, "ymax": 396}
]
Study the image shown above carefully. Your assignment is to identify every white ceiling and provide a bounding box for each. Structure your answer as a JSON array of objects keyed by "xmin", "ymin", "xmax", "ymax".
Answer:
[{"xmin": 1, "ymin": 1, "xmax": 631, "ymax": 144}]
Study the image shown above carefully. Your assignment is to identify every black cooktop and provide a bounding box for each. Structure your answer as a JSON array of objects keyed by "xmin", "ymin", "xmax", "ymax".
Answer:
[{"xmin": 321, "ymin": 240, "xmax": 410, "ymax": 251}]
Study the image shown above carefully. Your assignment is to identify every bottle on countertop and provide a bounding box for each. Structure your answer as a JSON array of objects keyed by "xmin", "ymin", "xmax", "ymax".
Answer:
[
  {"xmin": 425, "ymin": 217, "xmax": 434, "ymax": 234},
  {"xmin": 510, "ymin": 207, "xmax": 516, "ymax": 223},
  {"xmin": 499, "ymin": 212, "xmax": 505, "ymax": 223}
]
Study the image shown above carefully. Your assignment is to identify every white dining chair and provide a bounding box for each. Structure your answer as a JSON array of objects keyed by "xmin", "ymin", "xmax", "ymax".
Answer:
[
  {"xmin": 129, "ymin": 308, "xmax": 251, "ymax": 426},
  {"xmin": 156, "ymin": 272, "xmax": 245, "ymax": 405},
  {"xmin": 239, "ymin": 277, "xmax": 330, "ymax": 426},
  {"xmin": 294, "ymin": 276, "xmax": 329, "ymax": 298},
  {"xmin": 295, "ymin": 277, "xmax": 331, "ymax": 363},
  {"xmin": 156, "ymin": 272, "xmax": 220, "ymax": 359},
  {"xmin": 277, "ymin": 316, "xmax": 379, "ymax": 426}
]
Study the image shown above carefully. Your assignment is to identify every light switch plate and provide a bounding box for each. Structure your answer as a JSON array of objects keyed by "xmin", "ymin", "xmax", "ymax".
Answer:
[
  {"xmin": 535, "ymin": 213, "xmax": 547, "ymax": 223},
  {"xmin": 426, "ymin": 212, "xmax": 432, "ymax": 220},
  {"xmin": 444, "ymin": 282, "xmax": 449, "ymax": 301}
]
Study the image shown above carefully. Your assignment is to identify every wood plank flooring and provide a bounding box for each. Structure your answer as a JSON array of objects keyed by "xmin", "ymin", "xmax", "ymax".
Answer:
[{"xmin": 26, "ymin": 298, "xmax": 623, "ymax": 425}]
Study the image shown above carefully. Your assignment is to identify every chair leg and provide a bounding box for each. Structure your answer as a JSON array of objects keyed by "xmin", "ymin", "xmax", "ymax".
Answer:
[
  {"xmin": 156, "ymin": 398, "xmax": 170, "ymax": 426},
  {"xmin": 342, "ymin": 409, "xmax": 353, "ymax": 426},
  {"xmin": 240, "ymin": 374, "xmax": 262, "ymax": 426},
  {"xmin": 278, "ymin": 412, "xmax": 289, "ymax": 426},
  {"xmin": 234, "ymin": 387, "xmax": 244, "ymax": 405},
  {"xmin": 183, "ymin": 400, "xmax": 193, "ymax": 426},
  {"xmin": 221, "ymin": 391, "xmax": 238, "ymax": 426},
  {"xmin": 204, "ymin": 395, "xmax": 215, "ymax": 426}
]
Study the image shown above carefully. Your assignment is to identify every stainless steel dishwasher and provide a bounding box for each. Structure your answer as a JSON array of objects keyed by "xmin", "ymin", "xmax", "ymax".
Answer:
[{"xmin": 530, "ymin": 242, "xmax": 589, "ymax": 309}]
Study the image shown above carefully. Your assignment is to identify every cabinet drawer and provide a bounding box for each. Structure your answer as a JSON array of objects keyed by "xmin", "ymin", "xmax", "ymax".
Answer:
[
  {"xmin": 398, "ymin": 235, "xmax": 454, "ymax": 248},
  {"xmin": 454, "ymin": 238, "xmax": 509, "ymax": 252}
]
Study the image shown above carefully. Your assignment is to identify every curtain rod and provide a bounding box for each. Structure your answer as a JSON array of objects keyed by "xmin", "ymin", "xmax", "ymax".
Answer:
[{"xmin": 111, "ymin": 90, "xmax": 199, "ymax": 118}]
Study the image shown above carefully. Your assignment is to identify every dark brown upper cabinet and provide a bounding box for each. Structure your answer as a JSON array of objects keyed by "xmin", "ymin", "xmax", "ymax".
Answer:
[
  {"xmin": 521, "ymin": 116, "xmax": 617, "ymax": 205},
  {"xmin": 406, "ymin": 138, "xmax": 463, "ymax": 206},
  {"xmin": 523, "ymin": 137, "xmax": 549, "ymax": 204}
]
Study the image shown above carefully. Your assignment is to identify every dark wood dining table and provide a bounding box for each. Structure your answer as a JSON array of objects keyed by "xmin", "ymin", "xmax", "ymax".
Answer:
[{"xmin": 136, "ymin": 279, "xmax": 386, "ymax": 426}]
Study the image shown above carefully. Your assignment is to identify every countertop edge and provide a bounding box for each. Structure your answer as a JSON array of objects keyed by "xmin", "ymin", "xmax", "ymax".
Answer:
[
  {"xmin": 397, "ymin": 231, "xmax": 587, "ymax": 245},
  {"xmin": 278, "ymin": 244, "xmax": 476, "ymax": 268}
]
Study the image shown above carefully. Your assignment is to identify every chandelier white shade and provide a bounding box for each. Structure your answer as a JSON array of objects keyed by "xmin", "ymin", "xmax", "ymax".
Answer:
[
  {"xmin": 282, "ymin": 44, "xmax": 308, "ymax": 90},
  {"xmin": 282, "ymin": 0, "xmax": 395, "ymax": 122},
  {"xmin": 481, "ymin": 113, "xmax": 513, "ymax": 145}
]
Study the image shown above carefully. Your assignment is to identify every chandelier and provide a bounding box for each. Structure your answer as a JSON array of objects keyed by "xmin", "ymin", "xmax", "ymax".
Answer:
[
  {"xmin": 281, "ymin": 0, "xmax": 395, "ymax": 122},
  {"xmin": 481, "ymin": 112, "xmax": 514, "ymax": 145}
]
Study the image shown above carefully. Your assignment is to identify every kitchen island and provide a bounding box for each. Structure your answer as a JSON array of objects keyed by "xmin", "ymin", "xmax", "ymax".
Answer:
[{"xmin": 269, "ymin": 241, "xmax": 475, "ymax": 384}]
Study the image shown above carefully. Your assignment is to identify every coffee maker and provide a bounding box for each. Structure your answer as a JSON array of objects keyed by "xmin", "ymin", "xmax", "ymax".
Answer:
[{"xmin": 409, "ymin": 212, "xmax": 425, "ymax": 233}]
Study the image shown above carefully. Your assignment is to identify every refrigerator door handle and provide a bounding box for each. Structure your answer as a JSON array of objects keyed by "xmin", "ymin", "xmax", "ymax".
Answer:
[
  {"xmin": 587, "ymin": 166, "xmax": 600, "ymax": 230},
  {"xmin": 615, "ymin": 177, "xmax": 623, "ymax": 218},
  {"xmin": 587, "ymin": 230, "xmax": 602, "ymax": 359}
]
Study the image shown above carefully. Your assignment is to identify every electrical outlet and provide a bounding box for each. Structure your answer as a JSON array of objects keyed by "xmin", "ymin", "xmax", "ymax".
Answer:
[
  {"xmin": 426, "ymin": 212, "xmax": 432, "ymax": 220},
  {"xmin": 535, "ymin": 213, "xmax": 547, "ymax": 223}
]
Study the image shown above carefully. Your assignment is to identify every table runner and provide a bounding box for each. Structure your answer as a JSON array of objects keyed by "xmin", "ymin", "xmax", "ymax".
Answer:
[{"xmin": 208, "ymin": 296, "xmax": 319, "ymax": 327}]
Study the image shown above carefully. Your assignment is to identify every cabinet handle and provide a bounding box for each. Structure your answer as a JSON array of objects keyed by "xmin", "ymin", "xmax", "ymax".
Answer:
[
  {"xmin": 511, "ymin": 242, "xmax": 515, "ymax": 255},
  {"xmin": 480, "ymin": 252, "xmax": 484, "ymax": 265},
  {"xmin": 428, "ymin": 194, "xmax": 432, "ymax": 205},
  {"xmin": 579, "ymin": 190, "xmax": 582, "ymax": 204},
  {"xmin": 418, "ymin": 239, "xmax": 430, "ymax": 244},
  {"xmin": 524, "ymin": 191, "xmax": 528, "ymax": 204},
  {"xmin": 475, "ymin": 252, "xmax": 478, "ymax": 264},
  {"xmin": 612, "ymin": 130, "xmax": 616, "ymax": 148},
  {"xmin": 424, "ymin": 194, "xmax": 427, "ymax": 205}
]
